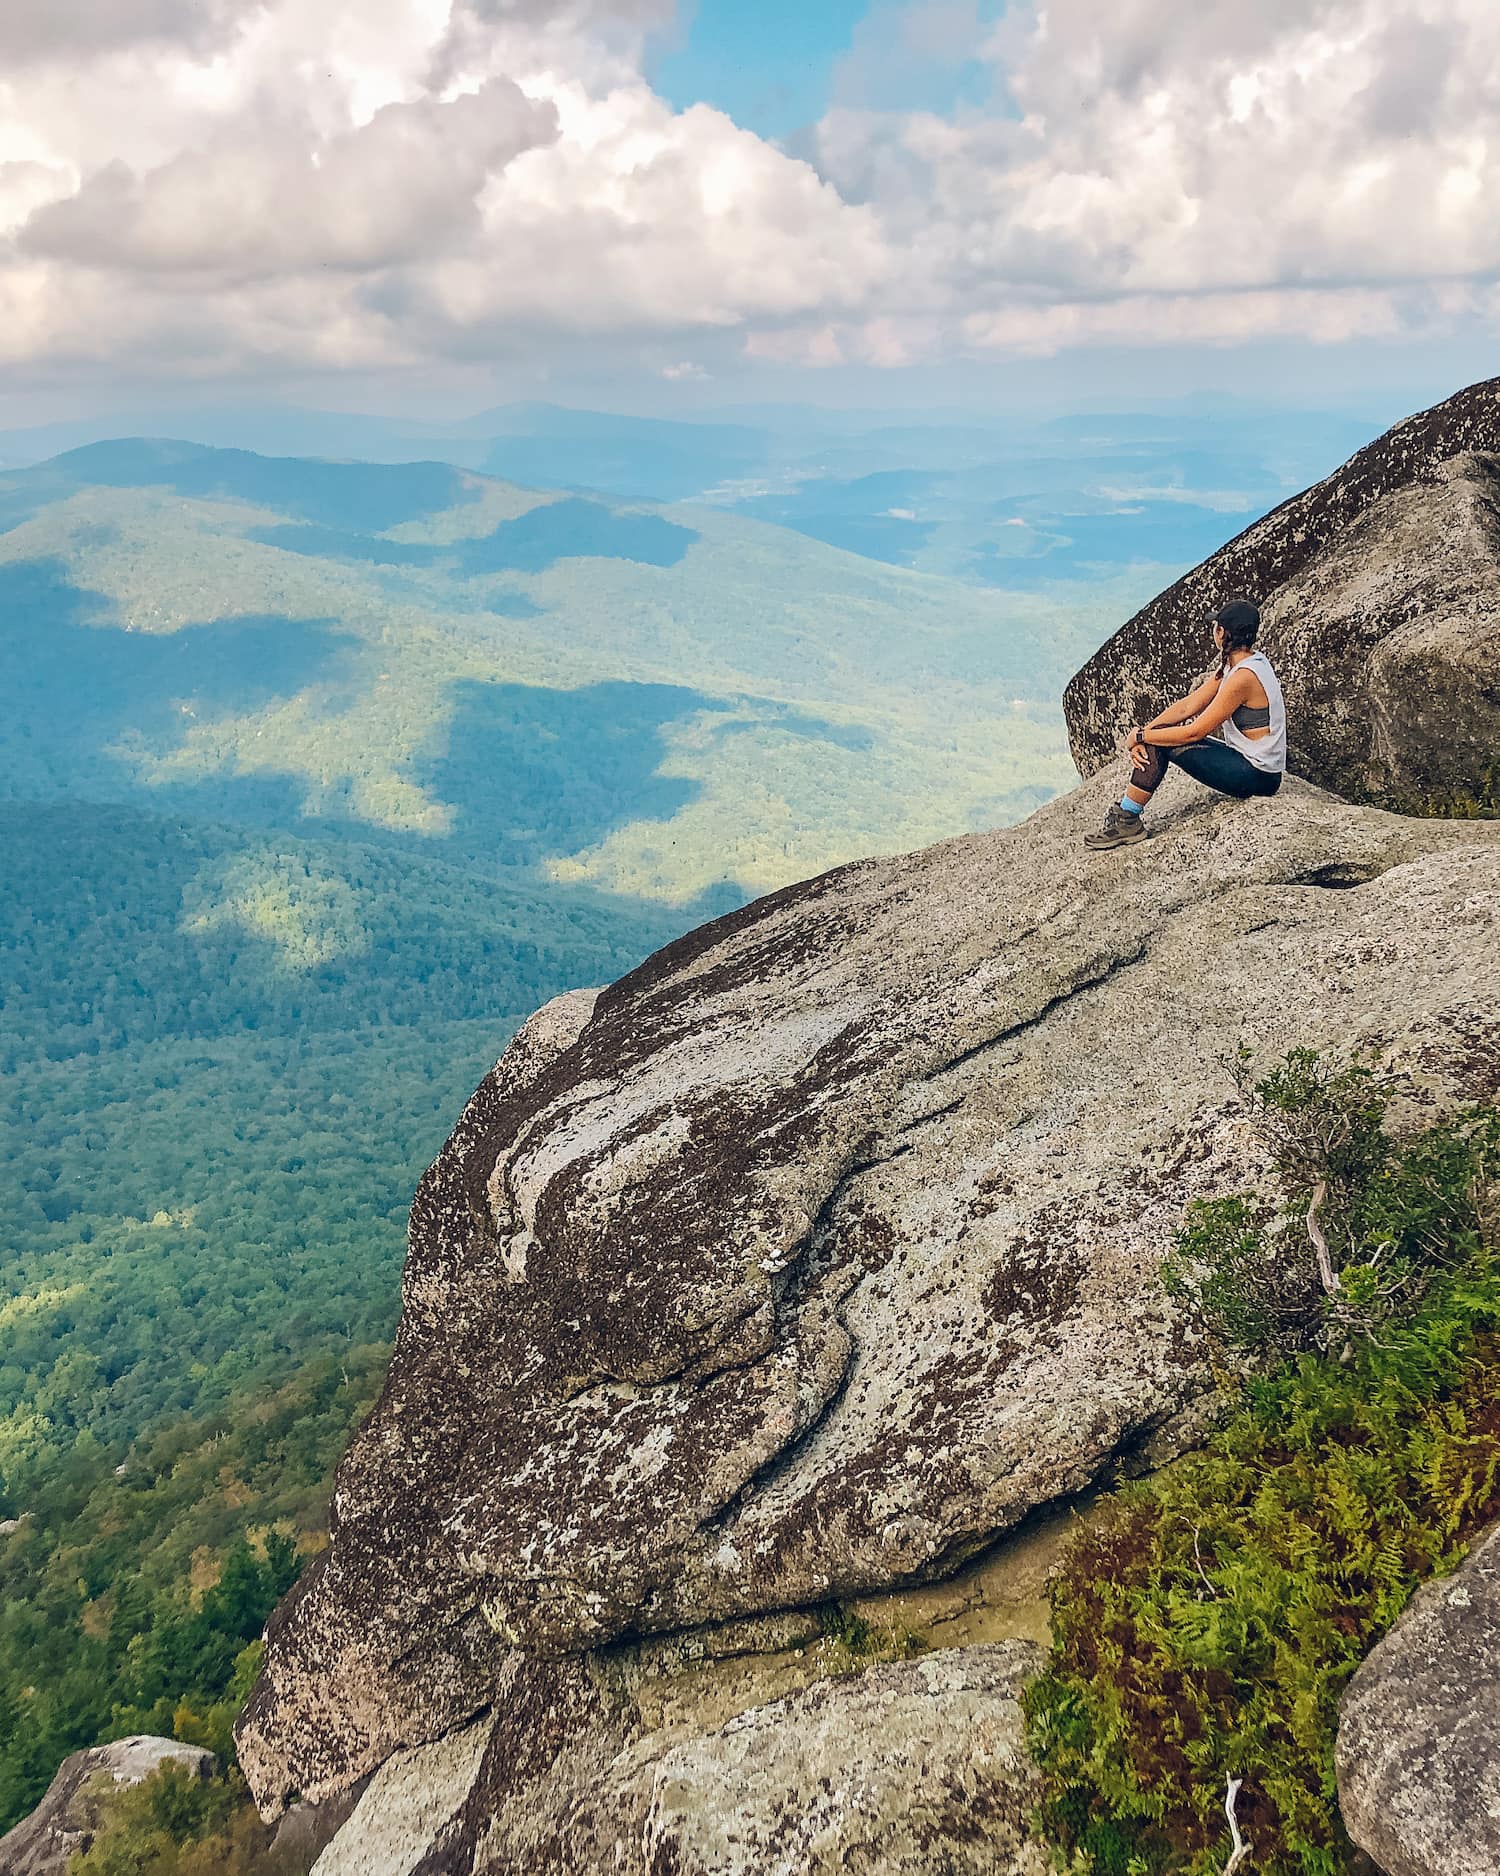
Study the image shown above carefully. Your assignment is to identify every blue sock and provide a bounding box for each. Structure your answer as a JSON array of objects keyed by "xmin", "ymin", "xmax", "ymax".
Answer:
[{"xmin": 1119, "ymin": 794, "xmax": 1145, "ymax": 815}]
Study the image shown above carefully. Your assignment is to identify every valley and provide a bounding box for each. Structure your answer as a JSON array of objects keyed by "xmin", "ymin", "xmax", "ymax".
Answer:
[{"xmin": 0, "ymin": 415, "xmax": 1313, "ymax": 1840}]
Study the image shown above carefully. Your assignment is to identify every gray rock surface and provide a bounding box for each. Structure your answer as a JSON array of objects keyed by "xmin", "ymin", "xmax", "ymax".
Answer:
[
  {"xmin": 1063, "ymin": 380, "xmax": 1500, "ymax": 808},
  {"xmin": 311, "ymin": 1639, "xmax": 1049, "ymax": 1876},
  {"xmin": 311, "ymin": 1714, "xmax": 493, "ymax": 1876},
  {"xmin": 238, "ymin": 769, "xmax": 1500, "ymax": 1818},
  {"xmin": 638, "ymin": 1642, "xmax": 1049, "ymax": 1876},
  {"xmin": 0, "ymin": 1736, "xmax": 215, "ymax": 1876},
  {"xmin": 1337, "ymin": 1521, "xmax": 1500, "ymax": 1876},
  {"xmin": 269, "ymin": 1776, "xmax": 371, "ymax": 1867}
]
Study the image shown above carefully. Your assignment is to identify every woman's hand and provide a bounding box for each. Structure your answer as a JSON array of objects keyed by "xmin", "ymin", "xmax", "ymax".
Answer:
[{"xmin": 1125, "ymin": 727, "xmax": 1150, "ymax": 770}]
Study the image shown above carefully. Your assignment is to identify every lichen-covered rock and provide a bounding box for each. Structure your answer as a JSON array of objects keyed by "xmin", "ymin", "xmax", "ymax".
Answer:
[
  {"xmin": 1337, "ymin": 1521, "xmax": 1500, "ymax": 1876},
  {"xmin": 0, "ymin": 1736, "xmax": 215, "ymax": 1876},
  {"xmin": 238, "ymin": 770, "xmax": 1500, "ymax": 1819},
  {"xmin": 311, "ymin": 1714, "xmax": 493, "ymax": 1876},
  {"xmin": 311, "ymin": 1638, "xmax": 1050, "ymax": 1876},
  {"xmin": 1063, "ymin": 380, "xmax": 1500, "ymax": 808},
  {"xmin": 268, "ymin": 1776, "xmax": 371, "ymax": 1867},
  {"xmin": 638, "ymin": 1642, "xmax": 1049, "ymax": 1876}
]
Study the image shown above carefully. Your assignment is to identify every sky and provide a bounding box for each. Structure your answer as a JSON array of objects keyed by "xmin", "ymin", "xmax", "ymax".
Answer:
[
  {"xmin": 1, "ymin": 0, "xmax": 1498, "ymax": 424},
  {"xmin": 653, "ymin": 0, "xmax": 872, "ymax": 141}
]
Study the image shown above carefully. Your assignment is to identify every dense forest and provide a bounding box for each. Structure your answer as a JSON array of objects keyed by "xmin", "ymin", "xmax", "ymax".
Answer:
[
  {"xmin": 0, "ymin": 435, "xmax": 1206, "ymax": 1850},
  {"xmin": 0, "ymin": 801, "xmax": 688, "ymax": 1838},
  {"xmin": 0, "ymin": 1345, "xmax": 386, "ymax": 1846}
]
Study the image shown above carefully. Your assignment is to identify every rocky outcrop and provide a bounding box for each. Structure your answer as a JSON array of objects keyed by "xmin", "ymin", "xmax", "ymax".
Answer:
[
  {"xmin": 1063, "ymin": 379, "xmax": 1500, "ymax": 807},
  {"xmin": 310, "ymin": 1637, "xmax": 1048, "ymax": 1876},
  {"xmin": 268, "ymin": 1777, "xmax": 371, "ymax": 1867},
  {"xmin": 0, "ymin": 1737, "xmax": 215, "ymax": 1876},
  {"xmin": 1337, "ymin": 1521, "xmax": 1500, "ymax": 1876},
  {"xmin": 308, "ymin": 1507, "xmax": 1079, "ymax": 1872},
  {"xmin": 237, "ymin": 762, "xmax": 1500, "ymax": 1856}
]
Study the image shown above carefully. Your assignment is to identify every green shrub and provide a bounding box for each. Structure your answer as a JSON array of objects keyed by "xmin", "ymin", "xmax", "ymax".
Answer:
[
  {"xmin": 1026, "ymin": 1074, "xmax": 1500, "ymax": 1876},
  {"xmin": 68, "ymin": 1761, "xmax": 306, "ymax": 1876},
  {"xmin": 1163, "ymin": 1050, "xmax": 1497, "ymax": 1355},
  {"xmin": 1162, "ymin": 1195, "xmax": 1314, "ymax": 1356}
]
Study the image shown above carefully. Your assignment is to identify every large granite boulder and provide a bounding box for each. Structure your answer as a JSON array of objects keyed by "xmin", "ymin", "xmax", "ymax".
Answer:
[
  {"xmin": 308, "ymin": 1515, "xmax": 1076, "ymax": 1873},
  {"xmin": 238, "ymin": 767, "xmax": 1500, "ymax": 1825},
  {"xmin": 1063, "ymin": 379, "xmax": 1500, "ymax": 809},
  {"xmin": 0, "ymin": 1736, "xmax": 215, "ymax": 1876},
  {"xmin": 308, "ymin": 1639, "xmax": 1049, "ymax": 1876},
  {"xmin": 1337, "ymin": 1522, "xmax": 1500, "ymax": 1876}
]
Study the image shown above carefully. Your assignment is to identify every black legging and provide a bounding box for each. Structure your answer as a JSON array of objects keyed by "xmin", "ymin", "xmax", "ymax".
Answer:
[{"xmin": 1133, "ymin": 737, "xmax": 1282, "ymax": 800}]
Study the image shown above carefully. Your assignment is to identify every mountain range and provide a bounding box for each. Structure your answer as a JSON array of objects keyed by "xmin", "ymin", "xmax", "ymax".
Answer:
[{"xmin": 0, "ymin": 415, "xmax": 1344, "ymax": 1840}]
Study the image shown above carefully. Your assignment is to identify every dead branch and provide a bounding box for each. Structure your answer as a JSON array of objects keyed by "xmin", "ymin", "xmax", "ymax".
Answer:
[
  {"xmin": 1192, "ymin": 1525, "xmax": 1217, "ymax": 1600},
  {"xmin": 1223, "ymin": 1775, "xmax": 1251, "ymax": 1876},
  {"xmin": 1307, "ymin": 1175, "xmax": 1341, "ymax": 1296}
]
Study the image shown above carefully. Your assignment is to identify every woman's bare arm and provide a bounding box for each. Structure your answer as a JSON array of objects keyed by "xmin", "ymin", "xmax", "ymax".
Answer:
[
  {"xmin": 1141, "ymin": 667, "xmax": 1253, "ymax": 746},
  {"xmin": 1143, "ymin": 671, "xmax": 1222, "ymax": 731}
]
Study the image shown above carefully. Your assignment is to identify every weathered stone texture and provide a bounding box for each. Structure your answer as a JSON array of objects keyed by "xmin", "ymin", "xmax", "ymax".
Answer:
[
  {"xmin": 238, "ymin": 770, "xmax": 1500, "ymax": 1820},
  {"xmin": 1063, "ymin": 380, "xmax": 1500, "ymax": 807},
  {"xmin": 310, "ymin": 1641, "xmax": 1049, "ymax": 1876},
  {"xmin": 1337, "ymin": 1521, "xmax": 1500, "ymax": 1876},
  {"xmin": 636, "ymin": 1642, "xmax": 1049, "ymax": 1876}
]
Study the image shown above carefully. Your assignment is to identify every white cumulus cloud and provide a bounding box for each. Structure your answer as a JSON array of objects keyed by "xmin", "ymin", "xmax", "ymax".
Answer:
[
  {"xmin": 803, "ymin": 0, "xmax": 1500, "ymax": 358},
  {"xmin": 0, "ymin": 0, "xmax": 885, "ymax": 385},
  {"xmin": 2, "ymin": 0, "xmax": 1499, "ymax": 390}
]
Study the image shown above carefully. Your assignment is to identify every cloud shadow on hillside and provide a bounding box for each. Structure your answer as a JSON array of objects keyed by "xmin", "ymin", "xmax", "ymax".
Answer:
[
  {"xmin": 0, "ymin": 556, "xmax": 360, "ymax": 814},
  {"xmin": 1, "ymin": 556, "xmax": 862, "ymax": 929},
  {"xmin": 414, "ymin": 677, "xmax": 734, "ymax": 870},
  {"xmin": 250, "ymin": 496, "xmax": 698, "ymax": 577}
]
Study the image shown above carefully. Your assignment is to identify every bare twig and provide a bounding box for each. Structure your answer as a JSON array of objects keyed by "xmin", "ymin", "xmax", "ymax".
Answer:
[
  {"xmin": 1223, "ymin": 1775, "xmax": 1251, "ymax": 1876},
  {"xmin": 1192, "ymin": 1526, "xmax": 1217, "ymax": 1600},
  {"xmin": 1307, "ymin": 1175, "xmax": 1341, "ymax": 1295}
]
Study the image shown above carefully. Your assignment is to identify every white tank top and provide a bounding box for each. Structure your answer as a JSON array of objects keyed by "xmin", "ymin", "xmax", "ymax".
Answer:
[{"xmin": 1221, "ymin": 649, "xmax": 1287, "ymax": 774}]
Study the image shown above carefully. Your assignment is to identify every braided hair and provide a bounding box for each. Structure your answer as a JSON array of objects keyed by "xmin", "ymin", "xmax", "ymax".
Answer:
[{"xmin": 1215, "ymin": 597, "xmax": 1260, "ymax": 678}]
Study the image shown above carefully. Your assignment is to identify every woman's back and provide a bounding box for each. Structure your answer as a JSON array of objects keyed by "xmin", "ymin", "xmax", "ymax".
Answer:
[{"xmin": 1221, "ymin": 650, "xmax": 1286, "ymax": 773}]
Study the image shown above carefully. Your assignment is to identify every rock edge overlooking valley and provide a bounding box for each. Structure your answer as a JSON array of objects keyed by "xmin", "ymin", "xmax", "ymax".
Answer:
[{"xmin": 231, "ymin": 381, "xmax": 1500, "ymax": 1875}]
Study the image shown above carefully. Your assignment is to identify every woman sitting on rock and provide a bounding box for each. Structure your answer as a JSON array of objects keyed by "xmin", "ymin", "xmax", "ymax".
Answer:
[{"xmin": 1084, "ymin": 597, "xmax": 1286, "ymax": 851}]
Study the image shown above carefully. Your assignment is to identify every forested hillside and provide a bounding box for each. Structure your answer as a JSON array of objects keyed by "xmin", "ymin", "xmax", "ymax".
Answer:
[
  {"xmin": 0, "ymin": 437, "xmax": 1120, "ymax": 897},
  {"xmin": 0, "ymin": 803, "xmax": 680, "ymax": 1837},
  {"xmin": 0, "ymin": 434, "xmax": 1221, "ymax": 1842},
  {"xmin": 0, "ymin": 399, "xmax": 1378, "ymax": 592}
]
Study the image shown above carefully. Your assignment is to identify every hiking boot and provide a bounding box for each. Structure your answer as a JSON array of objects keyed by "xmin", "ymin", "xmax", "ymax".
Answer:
[{"xmin": 1083, "ymin": 803, "xmax": 1147, "ymax": 850}]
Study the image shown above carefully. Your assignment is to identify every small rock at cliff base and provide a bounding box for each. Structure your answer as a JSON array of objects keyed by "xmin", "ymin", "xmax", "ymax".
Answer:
[
  {"xmin": 641, "ymin": 1642, "xmax": 1050, "ymax": 1876},
  {"xmin": 1063, "ymin": 379, "xmax": 1500, "ymax": 809},
  {"xmin": 0, "ymin": 1736, "xmax": 216, "ymax": 1876},
  {"xmin": 1337, "ymin": 1520, "xmax": 1500, "ymax": 1876}
]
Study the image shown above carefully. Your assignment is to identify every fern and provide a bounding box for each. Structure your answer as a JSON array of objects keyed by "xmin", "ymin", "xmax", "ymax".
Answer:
[{"xmin": 1025, "ymin": 1084, "xmax": 1500, "ymax": 1876}]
